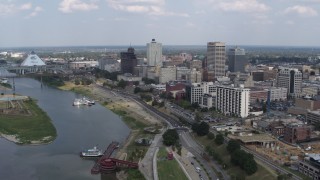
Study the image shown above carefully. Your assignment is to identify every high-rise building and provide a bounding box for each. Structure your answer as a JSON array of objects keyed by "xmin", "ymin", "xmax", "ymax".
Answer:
[
  {"xmin": 228, "ymin": 47, "xmax": 248, "ymax": 73},
  {"xmin": 216, "ymin": 85, "xmax": 250, "ymax": 118},
  {"xmin": 147, "ymin": 39, "xmax": 162, "ymax": 66},
  {"xmin": 206, "ymin": 42, "xmax": 226, "ymax": 81},
  {"xmin": 120, "ymin": 47, "xmax": 137, "ymax": 74},
  {"xmin": 276, "ymin": 67, "xmax": 302, "ymax": 97}
]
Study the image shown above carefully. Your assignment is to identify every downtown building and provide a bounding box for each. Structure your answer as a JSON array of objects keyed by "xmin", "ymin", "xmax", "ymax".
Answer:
[
  {"xmin": 206, "ymin": 42, "xmax": 226, "ymax": 81},
  {"xmin": 276, "ymin": 67, "xmax": 302, "ymax": 98},
  {"xmin": 159, "ymin": 66, "xmax": 177, "ymax": 84},
  {"xmin": 120, "ymin": 47, "xmax": 138, "ymax": 74},
  {"xmin": 147, "ymin": 39, "xmax": 162, "ymax": 66},
  {"xmin": 307, "ymin": 110, "xmax": 320, "ymax": 126},
  {"xmin": 186, "ymin": 82, "xmax": 217, "ymax": 105},
  {"xmin": 186, "ymin": 82, "xmax": 250, "ymax": 117},
  {"xmin": 298, "ymin": 153, "xmax": 320, "ymax": 180},
  {"xmin": 216, "ymin": 85, "xmax": 250, "ymax": 118},
  {"xmin": 227, "ymin": 47, "xmax": 248, "ymax": 73}
]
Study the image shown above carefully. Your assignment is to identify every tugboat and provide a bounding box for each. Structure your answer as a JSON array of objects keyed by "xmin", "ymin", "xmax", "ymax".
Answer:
[{"xmin": 80, "ymin": 146, "xmax": 103, "ymax": 157}]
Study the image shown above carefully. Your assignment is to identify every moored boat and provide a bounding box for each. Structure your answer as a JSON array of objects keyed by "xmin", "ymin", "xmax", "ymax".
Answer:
[{"xmin": 80, "ymin": 146, "xmax": 103, "ymax": 157}]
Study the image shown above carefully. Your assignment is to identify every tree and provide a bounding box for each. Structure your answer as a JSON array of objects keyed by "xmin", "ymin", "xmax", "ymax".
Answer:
[
  {"xmin": 134, "ymin": 87, "xmax": 141, "ymax": 94},
  {"xmin": 215, "ymin": 134, "xmax": 224, "ymax": 145},
  {"xmin": 195, "ymin": 112, "xmax": 202, "ymax": 121},
  {"xmin": 227, "ymin": 140, "xmax": 240, "ymax": 153},
  {"xmin": 75, "ymin": 79, "xmax": 80, "ymax": 85},
  {"xmin": 197, "ymin": 122, "xmax": 210, "ymax": 136},
  {"xmin": 191, "ymin": 102, "xmax": 200, "ymax": 109},
  {"xmin": 152, "ymin": 100, "xmax": 158, "ymax": 106},
  {"xmin": 162, "ymin": 129, "xmax": 179, "ymax": 146},
  {"xmin": 192, "ymin": 123, "xmax": 199, "ymax": 132},
  {"xmin": 117, "ymin": 79, "xmax": 127, "ymax": 89},
  {"xmin": 207, "ymin": 132, "xmax": 215, "ymax": 140},
  {"xmin": 192, "ymin": 122, "xmax": 209, "ymax": 136},
  {"xmin": 231, "ymin": 149, "xmax": 257, "ymax": 175}
]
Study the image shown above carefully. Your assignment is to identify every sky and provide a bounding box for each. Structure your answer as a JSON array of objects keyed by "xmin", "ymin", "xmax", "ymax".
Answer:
[{"xmin": 0, "ymin": 0, "xmax": 320, "ymax": 47}]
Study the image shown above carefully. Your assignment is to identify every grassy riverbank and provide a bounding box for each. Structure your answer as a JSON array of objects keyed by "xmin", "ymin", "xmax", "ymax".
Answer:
[{"xmin": 0, "ymin": 98, "xmax": 57, "ymax": 144}]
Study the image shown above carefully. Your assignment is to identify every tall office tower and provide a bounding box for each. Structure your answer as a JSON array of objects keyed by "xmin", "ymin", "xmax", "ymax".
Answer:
[
  {"xmin": 276, "ymin": 67, "xmax": 302, "ymax": 98},
  {"xmin": 228, "ymin": 47, "xmax": 248, "ymax": 73},
  {"xmin": 147, "ymin": 39, "xmax": 162, "ymax": 66},
  {"xmin": 120, "ymin": 47, "xmax": 138, "ymax": 74},
  {"xmin": 207, "ymin": 42, "xmax": 226, "ymax": 81}
]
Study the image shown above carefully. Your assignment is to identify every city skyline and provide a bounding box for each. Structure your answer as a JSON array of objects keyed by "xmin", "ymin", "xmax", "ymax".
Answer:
[{"xmin": 0, "ymin": 0, "xmax": 320, "ymax": 47}]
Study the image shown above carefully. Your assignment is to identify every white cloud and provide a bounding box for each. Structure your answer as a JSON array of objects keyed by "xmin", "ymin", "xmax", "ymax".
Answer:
[
  {"xmin": 107, "ymin": 0, "xmax": 189, "ymax": 17},
  {"xmin": 209, "ymin": 0, "xmax": 270, "ymax": 13},
  {"xmin": 0, "ymin": 2, "xmax": 32, "ymax": 16},
  {"xmin": 284, "ymin": 5, "xmax": 318, "ymax": 17},
  {"xmin": 20, "ymin": 3, "xmax": 32, "ymax": 10},
  {"xmin": 0, "ymin": 4, "xmax": 15, "ymax": 16},
  {"xmin": 26, "ymin": 6, "xmax": 43, "ymax": 18},
  {"xmin": 59, "ymin": 0, "xmax": 99, "ymax": 13}
]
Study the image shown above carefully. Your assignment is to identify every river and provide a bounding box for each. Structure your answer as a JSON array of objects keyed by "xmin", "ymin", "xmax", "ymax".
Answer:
[{"xmin": 0, "ymin": 78, "xmax": 130, "ymax": 180}]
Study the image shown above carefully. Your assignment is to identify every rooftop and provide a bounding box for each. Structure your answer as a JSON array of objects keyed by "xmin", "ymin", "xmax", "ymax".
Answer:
[{"xmin": 229, "ymin": 134, "xmax": 276, "ymax": 143}]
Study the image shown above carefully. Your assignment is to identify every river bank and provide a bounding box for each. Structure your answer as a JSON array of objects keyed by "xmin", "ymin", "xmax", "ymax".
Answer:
[
  {"xmin": 0, "ymin": 98, "xmax": 57, "ymax": 145},
  {"xmin": 59, "ymin": 81, "xmax": 163, "ymax": 179}
]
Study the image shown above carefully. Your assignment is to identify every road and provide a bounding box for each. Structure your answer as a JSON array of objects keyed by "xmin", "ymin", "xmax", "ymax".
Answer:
[
  {"xmin": 96, "ymin": 84, "xmax": 302, "ymax": 180},
  {"xmin": 95, "ymin": 84, "xmax": 224, "ymax": 179},
  {"xmin": 180, "ymin": 131, "xmax": 230, "ymax": 180}
]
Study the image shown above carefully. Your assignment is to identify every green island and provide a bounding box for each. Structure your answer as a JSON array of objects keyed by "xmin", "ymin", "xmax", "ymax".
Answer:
[{"xmin": 0, "ymin": 97, "xmax": 57, "ymax": 145}]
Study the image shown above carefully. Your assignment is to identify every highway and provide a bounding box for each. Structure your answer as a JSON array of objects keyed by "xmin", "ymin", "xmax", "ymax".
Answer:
[
  {"xmin": 95, "ymin": 84, "xmax": 221, "ymax": 179},
  {"xmin": 180, "ymin": 131, "xmax": 230, "ymax": 180},
  {"xmin": 96, "ymin": 84, "xmax": 304, "ymax": 180}
]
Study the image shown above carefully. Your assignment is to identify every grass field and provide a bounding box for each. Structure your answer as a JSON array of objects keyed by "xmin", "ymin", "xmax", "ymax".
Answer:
[
  {"xmin": 194, "ymin": 134, "xmax": 278, "ymax": 180},
  {"xmin": 0, "ymin": 99, "xmax": 57, "ymax": 144},
  {"xmin": 157, "ymin": 147, "xmax": 188, "ymax": 180}
]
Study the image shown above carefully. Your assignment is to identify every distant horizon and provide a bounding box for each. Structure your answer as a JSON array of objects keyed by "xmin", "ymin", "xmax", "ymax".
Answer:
[{"xmin": 1, "ymin": 44, "xmax": 320, "ymax": 50}]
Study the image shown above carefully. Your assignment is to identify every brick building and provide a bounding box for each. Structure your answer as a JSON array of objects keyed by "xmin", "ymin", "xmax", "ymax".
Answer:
[{"xmin": 284, "ymin": 124, "xmax": 311, "ymax": 144}]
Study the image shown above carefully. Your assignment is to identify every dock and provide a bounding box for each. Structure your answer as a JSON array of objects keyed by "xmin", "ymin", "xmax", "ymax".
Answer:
[
  {"xmin": 91, "ymin": 141, "xmax": 119, "ymax": 174},
  {"xmin": 90, "ymin": 141, "xmax": 139, "ymax": 174}
]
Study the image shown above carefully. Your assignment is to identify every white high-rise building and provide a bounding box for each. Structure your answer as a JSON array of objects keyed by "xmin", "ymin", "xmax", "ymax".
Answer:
[
  {"xmin": 147, "ymin": 39, "xmax": 162, "ymax": 66},
  {"xmin": 277, "ymin": 67, "xmax": 302, "ymax": 97},
  {"xmin": 216, "ymin": 85, "xmax": 250, "ymax": 118},
  {"xmin": 207, "ymin": 42, "xmax": 226, "ymax": 81}
]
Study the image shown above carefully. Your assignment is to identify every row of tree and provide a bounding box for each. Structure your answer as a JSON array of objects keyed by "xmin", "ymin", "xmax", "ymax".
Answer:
[
  {"xmin": 227, "ymin": 140, "xmax": 258, "ymax": 175},
  {"xmin": 192, "ymin": 122, "xmax": 209, "ymax": 136}
]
